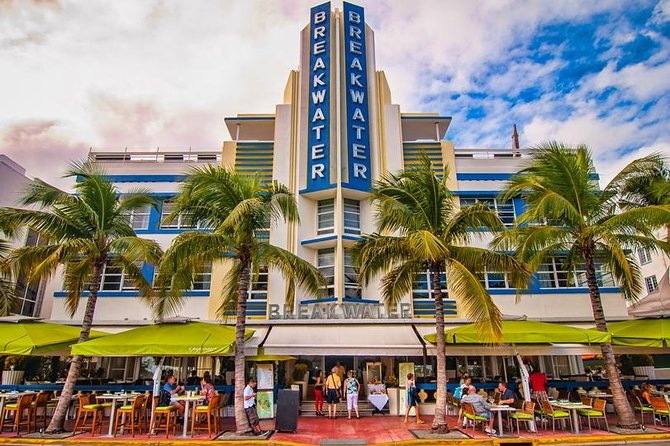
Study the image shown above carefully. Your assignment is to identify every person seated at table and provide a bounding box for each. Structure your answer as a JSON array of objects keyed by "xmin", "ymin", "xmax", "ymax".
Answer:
[
  {"xmin": 641, "ymin": 382, "xmax": 654, "ymax": 406},
  {"xmin": 497, "ymin": 381, "xmax": 516, "ymax": 406},
  {"xmin": 460, "ymin": 385, "xmax": 495, "ymax": 434},
  {"xmin": 161, "ymin": 374, "xmax": 185, "ymax": 416},
  {"xmin": 186, "ymin": 370, "xmax": 201, "ymax": 386},
  {"xmin": 200, "ymin": 375, "xmax": 216, "ymax": 405},
  {"xmin": 456, "ymin": 376, "xmax": 471, "ymax": 400}
]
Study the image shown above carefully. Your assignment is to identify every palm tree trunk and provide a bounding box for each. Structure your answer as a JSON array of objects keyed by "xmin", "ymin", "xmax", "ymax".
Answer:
[
  {"xmin": 234, "ymin": 260, "xmax": 251, "ymax": 434},
  {"xmin": 46, "ymin": 259, "xmax": 105, "ymax": 433},
  {"xmin": 584, "ymin": 251, "xmax": 639, "ymax": 429},
  {"xmin": 431, "ymin": 262, "xmax": 449, "ymax": 433}
]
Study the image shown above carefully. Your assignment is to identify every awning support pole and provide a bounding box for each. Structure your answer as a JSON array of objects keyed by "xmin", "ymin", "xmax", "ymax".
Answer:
[
  {"xmin": 410, "ymin": 325, "xmax": 428, "ymax": 375},
  {"xmin": 514, "ymin": 351, "xmax": 537, "ymax": 432}
]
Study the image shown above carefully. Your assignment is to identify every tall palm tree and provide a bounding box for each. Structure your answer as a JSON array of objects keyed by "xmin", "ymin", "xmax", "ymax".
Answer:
[
  {"xmin": 0, "ymin": 163, "xmax": 162, "ymax": 433},
  {"xmin": 0, "ymin": 238, "xmax": 16, "ymax": 316},
  {"xmin": 153, "ymin": 165, "xmax": 324, "ymax": 434},
  {"xmin": 352, "ymin": 155, "xmax": 529, "ymax": 433},
  {"xmin": 498, "ymin": 142, "xmax": 670, "ymax": 428}
]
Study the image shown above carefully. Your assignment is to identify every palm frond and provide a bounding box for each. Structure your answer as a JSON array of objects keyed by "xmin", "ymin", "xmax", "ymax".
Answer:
[
  {"xmin": 260, "ymin": 244, "xmax": 326, "ymax": 303},
  {"xmin": 380, "ymin": 260, "xmax": 423, "ymax": 308},
  {"xmin": 217, "ymin": 260, "xmax": 245, "ymax": 320}
]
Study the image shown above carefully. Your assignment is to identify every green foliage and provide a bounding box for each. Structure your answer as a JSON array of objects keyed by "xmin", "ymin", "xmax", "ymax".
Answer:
[{"xmin": 293, "ymin": 363, "xmax": 309, "ymax": 381}]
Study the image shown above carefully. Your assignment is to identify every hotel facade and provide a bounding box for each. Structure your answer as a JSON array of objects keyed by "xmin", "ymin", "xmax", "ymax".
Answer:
[{"xmin": 34, "ymin": 3, "xmax": 634, "ymax": 385}]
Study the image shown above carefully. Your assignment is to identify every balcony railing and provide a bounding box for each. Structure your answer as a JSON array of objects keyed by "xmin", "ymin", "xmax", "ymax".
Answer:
[{"xmin": 88, "ymin": 148, "xmax": 221, "ymax": 164}]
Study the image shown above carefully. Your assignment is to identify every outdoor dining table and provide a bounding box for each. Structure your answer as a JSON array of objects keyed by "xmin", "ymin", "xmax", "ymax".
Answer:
[
  {"xmin": 551, "ymin": 401, "xmax": 591, "ymax": 434},
  {"xmin": 490, "ymin": 405, "xmax": 516, "ymax": 437},
  {"xmin": 96, "ymin": 393, "xmax": 141, "ymax": 437},
  {"xmin": 171, "ymin": 394, "xmax": 204, "ymax": 438},
  {"xmin": 367, "ymin": 394, "xmax": 389, "ymax": 412}
]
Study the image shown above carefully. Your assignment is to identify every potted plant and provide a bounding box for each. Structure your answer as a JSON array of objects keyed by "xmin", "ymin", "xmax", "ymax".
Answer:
[
  {"xmin": 632, "ymin": 355, "xmax": 656, "ymax": 380},
  {"xmin": 292, "ymin": 362, "xmax": 310, "ymax": 400},
  {"xmin": 2, "ymin": 356, "xmax": 25, "ymax": 385}
]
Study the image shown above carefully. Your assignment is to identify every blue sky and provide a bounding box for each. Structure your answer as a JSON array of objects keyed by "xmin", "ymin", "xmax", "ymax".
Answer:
[{"xmin": 0, "ymin": 0, "xmax": 668, "ymax": 186}]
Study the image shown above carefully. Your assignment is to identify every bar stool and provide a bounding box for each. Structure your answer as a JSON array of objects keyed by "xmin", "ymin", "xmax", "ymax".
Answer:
[
  {"xmin": 0, "ymin": 393, "xmax": 34, "ymax": 435},
  {"xmin": 31, "ymin": 391, "xmax": 52, "ymax": 431},
  {"xmin": 114, "ymin": 394, "xmax": 145, "ymax": 437},
  {"xmin": 149, "ymin": 396, "xmax": 177, "ymax": 438},
  {"xmin": 73, "ymin": 394, "xmax": 105, "ymax": 436},
  {"xmin": 191, "ymin": 394, "xmax": 221, "ymax": 438}
]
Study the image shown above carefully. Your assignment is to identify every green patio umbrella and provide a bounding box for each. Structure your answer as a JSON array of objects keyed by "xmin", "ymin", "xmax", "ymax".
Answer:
[
  {"xmin": 608, "ymin": 318, "xmax": 670, "ymax": 348},
  {"xmin": 71, "ymin": 321, "xmax": 254, "ymax": 356},
  {"xmin": 245, "ymin": 348, "xmax": 294, "ymax": 362},
  {"xmin": 424, "ymin": 320, "xmax": 611, "ymax": 345},
  {"xmin": 0, "ymin": 320, "xmax": 107, "ymax": 355}
]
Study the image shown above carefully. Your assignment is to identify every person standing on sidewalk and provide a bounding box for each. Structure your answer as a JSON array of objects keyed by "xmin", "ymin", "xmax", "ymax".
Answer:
[
  {"xmin": 314, "ymin": 370, "xmax": 325, "ymax": 416},
  {"xmin": 344, "ymin": 370, "xmax": 361, "ymax": 419},
  {"xmin": 325, "ymin": 367, "xmax": 342, "ymax": 419},
  {"xmin": 403, "ymin": 372, "xmax": 424, "ymax": 424}
]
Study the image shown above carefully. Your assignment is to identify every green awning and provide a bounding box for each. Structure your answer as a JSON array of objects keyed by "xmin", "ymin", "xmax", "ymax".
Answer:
[
  {"xmin": 245, "ymin": 348, "xmax": 294, "ymax": 362},
  {"xmin": 0, "ymin": 320, "xmax": 107, "ymax": 355},
  {"xmin": 609, "ymin": 319, "xmax": 670, "ymax": 348},
  {"xmin": 424, "ymin": 320, "xmax": 611, "ymax": 345},
  {"xmin": 71, "ymin": 321, "xmax": 254, "ymax": 356}
]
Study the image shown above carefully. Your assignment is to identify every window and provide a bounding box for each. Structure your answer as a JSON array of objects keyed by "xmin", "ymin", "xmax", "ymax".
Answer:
[
  {"xmin": 191, "ymin": 263, "xmax": 212, "ymax": 290},
  {"xmin": 343, "ymin": 199, "xmax": 361, "ymax": 235},
  {"xmin": 317, "ymin": 248, "xmax": 335, "ymax": 297},
  {"xmin": 478, "ymin": 271, "xmax": 511, "ymax": 289},
  {"xmin": 249, "ymin": 264, "xmax": 268, "ymax": 300},
  {"xmin": 459, "ymin": 197, "xmax": 515, "ymax": 227},
  {"xmin": 160, "ymin": 200, "xmax": 208, "ymax": 229},
  {"xmin": 638, "ymin": 248, "xmax": 652, "ymax": 265},
  {"xmin": 537, "ymin": 257, "xmax": 615, "ymax": 289},
  {"xmin": 123, "ymin": 205, "xmax": 151, "ymax": 230},
  {"xmin": 412, "ymin": 268, "xmax": 448, "ymax": 300},
  {"xmin": 100, "ymin": 265, "xmax": 137, "ymax": 291},
  {"xmin": 317, "ymin": 199, "xmax": 335, "ymax": 235},
  {"xmin": 645, "ymin": 275, "xmax": 659, "ymax": 293},
  {"xmin": 14, "ymin": 229, "xmax": 46, "ymax": 316},
  {"xmin": 344, "ymin": 250, "xmax": 361, "ymax": 299}
]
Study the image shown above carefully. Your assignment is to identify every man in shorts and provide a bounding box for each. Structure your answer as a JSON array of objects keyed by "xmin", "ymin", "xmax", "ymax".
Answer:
[
  {"xmin": 243, "ymin": 378, "xmax": 266, "ymax": 435},
  {"xmin": 460, "ymin": 385, "xmax": 496, "ymax": 435},
  {"xmin": 325, "ymin": 367, "xmax": 342, "ymax": 419}
]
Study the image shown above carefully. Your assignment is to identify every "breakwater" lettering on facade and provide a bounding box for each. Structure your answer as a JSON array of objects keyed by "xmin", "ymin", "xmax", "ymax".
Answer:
[{"xmin": 269, "ymin": 303, "xmax": 412, "ymax": 320}]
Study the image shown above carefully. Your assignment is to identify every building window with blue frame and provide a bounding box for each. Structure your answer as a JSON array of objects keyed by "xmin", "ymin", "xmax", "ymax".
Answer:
[
  {"xmin": 459, "ymin": 197, "xmax": 515, "ymax": 227},
  {"xmin": 123, "ymin": 205, "xmax": 151, "ymax": 230},
  {"xmin": 412, "ymin": 268, "xmax": 448, "ymax": 299},
  {"xmin": 317, "ymin": 248, "xmax": 335, "ymax": 297},
  {"xmin": 537, "ymin": 257, "xmax": 615, "ymax": 289},
  {"xmin": 100, "ymin": 264, "xmax": 137, "ymax": 291},
  {"xmin": 343, "ymin": 199, "xmax": 361, "ymax": 235},
  {"xmin": 343, "ymin": 249, "xmax": 361, "ymax": 299},
  {"xmin": 249, "ymin": 264, "xmax": 268, "ymax": 300},
  {"xmin": 478, "ymin": 270, "xmax": 511, "ymax": 289},
  {"xmin": 152, "ymin": 263, "xmax": 212, "ymax": 291},
  {"xmin": 160, "ymin": 199, "xmax": 211, "ymax": 229},
  {"xmin": 317, "ymin": 199, "xmax": 335, "ymax": 235}
]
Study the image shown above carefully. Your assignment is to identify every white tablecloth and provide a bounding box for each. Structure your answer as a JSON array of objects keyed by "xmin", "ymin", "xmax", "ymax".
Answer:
[{"xmin": 368, "ymin": 394, "xmax": 389, "ymax": 411}]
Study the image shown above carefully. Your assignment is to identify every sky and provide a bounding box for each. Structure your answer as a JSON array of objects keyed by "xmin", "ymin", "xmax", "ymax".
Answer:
[{"xmin": 1, "ymin": 0, "xmax": 669, "ymax": 189}]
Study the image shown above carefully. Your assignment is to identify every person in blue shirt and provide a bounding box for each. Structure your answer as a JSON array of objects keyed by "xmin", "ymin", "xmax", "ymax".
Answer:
[
  {"xmin": 497, "ymin": 381, "xmax": 516, "ymax": 406},
  {"xmin": 161, "ymin": 374, "xmax": 185, "ymax": 416}
]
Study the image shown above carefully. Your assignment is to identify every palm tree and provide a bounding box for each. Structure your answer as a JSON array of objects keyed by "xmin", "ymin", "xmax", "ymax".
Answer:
[
  {"xmin": 351, "ymin": 155, "xmax": 529, "ymax": 433},
  {"xmin": 0, "ymin": 163, "xmax": 162, "ymax": 433},
  {"xmin": 153, "ymin": 165, "xmax": 324, "ymax": 434},
  {"xmin": 498, "ymin": 142, "xmax": 670, "ymax": 428},
  {"xmin": 0, "ymin": 238, "xmax": 16, "ymax": 316}
]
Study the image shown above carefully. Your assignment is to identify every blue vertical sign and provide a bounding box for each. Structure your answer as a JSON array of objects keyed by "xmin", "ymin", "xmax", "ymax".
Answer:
[
  {"xmin": 306, "ymin": 2, "xmax": 332, "ymax": 192},
  {"xmin": 343, "ymin": 2, "xmax": 371, "ymax": 191}
]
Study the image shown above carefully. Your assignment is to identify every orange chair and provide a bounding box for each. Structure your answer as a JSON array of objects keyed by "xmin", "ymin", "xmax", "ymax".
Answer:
[
  {"xmin": 149, "ymin": 395, "xmax": 177, "ymax": 438},
  {"xmin": 114, "ymin": 394, "xmax": 145, "ymax": 437},
  {"xmin": 191, "ymin": 394, "xmax": 222, "ymax": 438},
  {"xmin": 650, "ymin": 394, "xmax": 670, "ymax": 426},
  {"xmin": 30, "ymin": 391, "xmax": 52, "ymax": 432},
  {"xmin": 0, "ymin": 393, "xmax": 34, "ymax": 435},
  {"xmin": 73, "ymin": 394, "xmax": 105, "ymax": 436}
]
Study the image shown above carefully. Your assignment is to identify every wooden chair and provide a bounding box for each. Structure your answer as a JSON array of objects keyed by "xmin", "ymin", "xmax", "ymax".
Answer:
[
  {"xmin": 73, "ymin": 394, "xmax": 105, "ymax": 436},
  {"xmin": 540, "ymin": 399, "xmax": 572, "ymax": 432},
  {"xmin": 30, "ymin": 391, "xmax": 52, "ymax": 432},
  {"xmin": 578, "ymin": 398, "xmax": 609, "ymax": 432},
  {"xmin": 191, "ymin": 394, "xmax": 221, "ymax": 438},
  {"xmin": 461, "ymin": 402, "xmax": 487, "ymax": 435},
  {"xmin": 580, "ymin": 395, "xmax": 592, "ymax": 407},
  {"xmin": 0, "ymin": 393, "xmax": 34, "ymax": 435},
  {"xmin": 509, "ymin": 401, "xmax": 535, "ymax": 434},
  {"xmin": 149, "ymin": 395, "xmax": 177, "ymax": 438},
  {"xmin": 114, "ymin": 394, "xmax": 146, "ymax": 437},
  {"xmin": 650, "ymin": 394, "xmax": 670, "ymax": 426}
]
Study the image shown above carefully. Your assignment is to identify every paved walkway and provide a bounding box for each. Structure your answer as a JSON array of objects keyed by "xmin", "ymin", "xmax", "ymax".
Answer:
[{"xmin": 1, "ymin": 414, "xmax": 670, "ymax": 445}]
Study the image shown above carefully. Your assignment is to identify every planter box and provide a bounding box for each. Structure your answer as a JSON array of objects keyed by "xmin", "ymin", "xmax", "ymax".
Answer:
[
  {"xmin": 2, "ymin": 370, "xmax": 24, "ymax": 385},
  {"xmin": 633, "ymin": 366, "xmax": 656, "ymax": 380}
]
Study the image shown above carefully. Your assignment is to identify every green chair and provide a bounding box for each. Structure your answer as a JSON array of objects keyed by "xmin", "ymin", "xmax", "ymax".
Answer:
[
  {"xmin": 461, "ymin": 402, "xmax": 488, "ymax": 435},
  {"xmin": 149, "ymin": 395, "xmax": 177, "ymax": 438},
  {"xmin": 628, "ymin": 390, "xmax": 653, "ymax": 426},
  {"xmin": 509, "ymin": 401, "xmax": 535, "ymax": 434},
  {"xmin": 541, "ymin": 399, "xmax": 572, "ymax": 432},
  {"xmin": 578, "ymin": 398, "xmax": 609, "ymax": 432},
  {"xmin": 650, "ymin": 394, "xmax": 670, "ymax": 426},
  {"xmin": 73, "ymin": 394, "xmax": 105, "ymax": 436}
]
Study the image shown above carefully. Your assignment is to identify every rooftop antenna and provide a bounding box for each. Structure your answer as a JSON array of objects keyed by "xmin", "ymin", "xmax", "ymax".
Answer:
[{"xmin": 512, "ymin": 124, "xmax": 521, "ymax": 157}]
